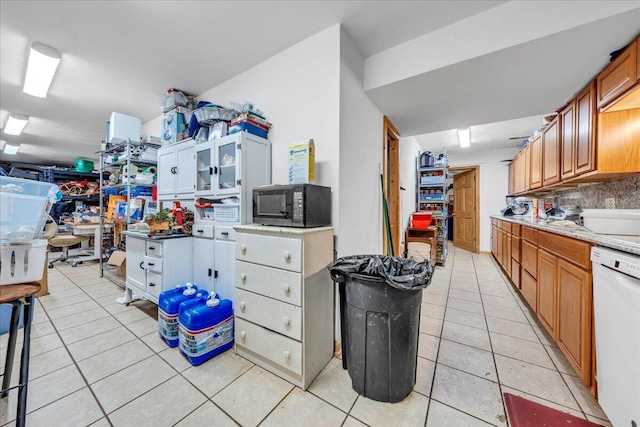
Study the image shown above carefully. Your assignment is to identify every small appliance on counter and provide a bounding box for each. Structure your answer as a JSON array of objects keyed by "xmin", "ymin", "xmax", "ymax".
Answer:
[
  {"xmin": 501, "ymin": 196, "xmax": 531, "ymax": 217},
  {"xmin": 253, "ymin": 183, "xmax": 331, "ymax": 228}
]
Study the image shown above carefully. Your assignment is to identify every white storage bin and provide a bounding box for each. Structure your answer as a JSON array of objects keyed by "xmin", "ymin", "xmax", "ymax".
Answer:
[
  {"xmin": 214, "ymin": 204, "xmax": 239, "ymax": 222},
  {"xmin": 0, "ymin": 240, "xmax": 48, "ymax": 285},
  {"xmin": 580, "ymin": 209, "xmax": 640, "ymax": 235},
  {"xmin": 0, "ymin": 177, "xmax": 58, "ymax": 244}
]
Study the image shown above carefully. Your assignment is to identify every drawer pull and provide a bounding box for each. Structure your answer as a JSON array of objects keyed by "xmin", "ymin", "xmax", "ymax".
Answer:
[
  {"xmin": 196, "ymin": 229, "xmax": 204, "ymax": 233},
  {"xmin": 239, "ymin": 301, "xmax": 246, "ymax": 310},
  {"xmin": 149, "ymin": 282, "xmax": 156, "ymax": 287},
  {"xmin": 283, "ymin": 250, "xmax": 291, "ymax": 260},
  {"xmin": 282, "ymin": 283, "xmax": 291, "ymax": 293},
  {"xmin": 282, "ymin": 316, "xmax": 290, "ymax": 325},
  {"xmin": 283, "ymin": 351, "xmax": 291, "ymax": 360},
  {"xmin": 240, "ymin": 273, "xmax": 247, "ymax": 281},
  {"xmin": 147, "ymin": 262, "xmax": 155, "ymax": 266},
  {"xmin": 241, "ymin": 244, "xmax": 247, "ymax": 253},
  {"xmin": 222, "ymin": 232, "xmax": 229, "ymax": 236},
  {"xmin": 148, "ymin": 246, "xmax": 155, "ymax": 250},
  {"xmin": 239, "ymin": 331, "xmax": 246, "ymax": 339}
]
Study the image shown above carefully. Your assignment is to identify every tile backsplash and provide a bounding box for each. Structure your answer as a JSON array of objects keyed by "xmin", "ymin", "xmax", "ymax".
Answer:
[{"xmin": 552, "ymin": 175, "xmax": 640, "ymax": 209}]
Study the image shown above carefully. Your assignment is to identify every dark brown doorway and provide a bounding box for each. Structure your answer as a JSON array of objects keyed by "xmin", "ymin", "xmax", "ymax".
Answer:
[
  {"xmin": 452, "ymin": 166, "xmax": 479, "ymax": 253},
  {"xmin": 382, "ymin": 117, "xmax": 400, "ymax": 256}
]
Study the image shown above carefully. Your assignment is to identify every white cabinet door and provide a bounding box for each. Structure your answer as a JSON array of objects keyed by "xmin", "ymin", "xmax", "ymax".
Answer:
[
  {"xmin": 215, "ymin": 239, "xmax": 236, "ymax": 302},
  {"xmin": 175, "ymin": 143, "xmax": 195, "ymax": 195},
  {"xmin": 215, "ymin": 138, "xmax": 241, "ymax": 195},
  {"xmin": 194, "ymin": 142, "xmax": 214, "ymax": 195},
  {"xmin": 193, "ymin": 238, "xmax": 215, "ymax": 293},
  {"xmin": 126, "ymin": 237, "xmax": 146, "ymax": 291},
  {"xmin": 157, "ymin": 147, "xmax": 175, "ymax": 196}
]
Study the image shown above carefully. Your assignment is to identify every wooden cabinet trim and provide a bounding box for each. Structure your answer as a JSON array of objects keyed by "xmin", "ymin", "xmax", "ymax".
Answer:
[{"xmin": 538, "ymin": 231, "xmax": 592, "ymax": 270}]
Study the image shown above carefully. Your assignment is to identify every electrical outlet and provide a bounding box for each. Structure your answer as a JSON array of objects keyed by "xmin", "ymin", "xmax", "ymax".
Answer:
[{"xmin": 605, "ymin": 198, "xmax": 616, "ymax": 209}]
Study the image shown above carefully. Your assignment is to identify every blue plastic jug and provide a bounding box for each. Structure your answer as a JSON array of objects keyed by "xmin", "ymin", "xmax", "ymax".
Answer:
[
  {"xmin": 158, "ymin": 283, "xmax": 198, "ymax": 348},
  {"xmin": 178, "ymin": 291, "xmax": 234, "ymax": 366}
]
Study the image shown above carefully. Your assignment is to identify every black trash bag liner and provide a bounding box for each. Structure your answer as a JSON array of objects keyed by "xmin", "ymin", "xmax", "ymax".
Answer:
[{"xmin": 327, "ymin": 255, "xmax": 433, "ymax": 290}]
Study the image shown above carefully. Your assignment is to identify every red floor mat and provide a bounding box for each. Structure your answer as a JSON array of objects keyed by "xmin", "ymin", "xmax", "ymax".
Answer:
[{"xmin": 504, "ymin": 393, "xmax": 604, "ymax": 426}]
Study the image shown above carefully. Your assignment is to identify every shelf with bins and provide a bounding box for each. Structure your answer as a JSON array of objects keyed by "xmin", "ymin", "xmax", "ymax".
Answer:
[{"xmin": 416, "ymin": 157, "xmax": 448, "ymax": 266}]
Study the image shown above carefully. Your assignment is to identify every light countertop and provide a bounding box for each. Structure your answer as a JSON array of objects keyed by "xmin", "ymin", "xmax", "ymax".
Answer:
[{"xmin": 491, "ymin": 215, "xmax": 640, "ymax": 256}]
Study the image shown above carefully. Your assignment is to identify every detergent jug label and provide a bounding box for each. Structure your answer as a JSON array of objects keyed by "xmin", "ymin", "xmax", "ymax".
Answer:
[
  {"xmin": 179, "ymin": 315, "xmax": 234, "ymax": 357},
  {"xmin": 158, "ymin": 309, "xmax": 179, "ymax": 340}
]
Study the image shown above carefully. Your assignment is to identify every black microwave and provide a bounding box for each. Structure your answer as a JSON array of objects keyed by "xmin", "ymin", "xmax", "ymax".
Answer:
[{"xmin": 253, "ymin": 184, "xmax": 332, "ymax": 228}]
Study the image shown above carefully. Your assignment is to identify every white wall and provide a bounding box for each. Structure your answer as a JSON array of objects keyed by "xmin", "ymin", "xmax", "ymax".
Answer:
[
  {"xmin": 143, "ymin": 25, "xmax": 342, "ymax": 230},
  {"xmin": 399, "ymin": 136, "xmax": 421, "ymax": 250},
  {"xmin": 338, "ymin": 27, "xmax": 384, "ymax": 257},
  {"xmin": 448, "ymin": 147, "xmax": 518, "ymax": 252}
]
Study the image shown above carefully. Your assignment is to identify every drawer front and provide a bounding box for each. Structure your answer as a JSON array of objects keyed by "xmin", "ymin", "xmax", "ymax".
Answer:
[
  {"xmin": 521, "ymin": 269, "xmax": 537, "ymax": 312},
  {"xmin": 511, "ymin": 260, "xmax": 520, "ymax": 289},
  {"xmin": 235, "ymin": 318, "xmax": 302, "ymax": 375},
  {"xmin": 144, "ymin": 256, "xmax": 163, "ymax": 274},
  {"xmin": 491, "ymin": 218, "xmax": 498, "ymax": 226},
  {"xmin": 511, "ymin": 236, "xmax": 521, "ymax": 263},
  {"xmin": 236, "ymin": 233, "xmax": 302, "ymax": 272},
  {"xmin": 192, "ymin": 224, "xmax": 214, "ymax": 238},
  {"xmin": 236, "ymin": 261, "xmax": 302, "ymax": 306},
  {"xmin": 521, "ymin": 240, "xmax": 537, "ymax": 279},
  {"xmin": 215, "ymin": 226, "xmax": 236, "ymax": 241},
  {"xmin": 501, "ymin": 221, "xmax": 512, "ymax": 233},
  {"xmin": 511, "ymin": 224, "xmax": 521, "ymax": 237},
  {"xmin": 146, "ymin": 241, "xmax": 163, "ymax": 257},
  {"xmin": 521, "ymin": 226, "xmax": 538, "ymax": 244},
  {"xmin": 537, "ymin": 231, "xmax": 591, "ymax": 270},
  {"xmin": 146, "ymin": 271, "xmax": 162, "ymax": 299},
  {"xmin": 235, "ymin": 289, "xmax": 302, "ymax": 340}
]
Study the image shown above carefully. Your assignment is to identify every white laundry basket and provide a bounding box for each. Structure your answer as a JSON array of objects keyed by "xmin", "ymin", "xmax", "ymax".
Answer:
[{"xmin": 0, "ymin": 240, "xmax": 48, "ymax": 285}]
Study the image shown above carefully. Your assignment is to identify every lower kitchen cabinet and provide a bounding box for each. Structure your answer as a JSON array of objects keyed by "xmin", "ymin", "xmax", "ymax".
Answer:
[
  {"xmin": 233, "ymin": 225, "xmax": 334, "ymax": 389},
  {"xmin": 124, "ymin": 233, "xmax": 193, "ymax": 304},
  {"xmin": 537, "ymin": 249, "xmax": 557, "ymax": 338},
  {"xmin": 557, "ymin": 258, "xmax": 592, "ymax": 387},
  {"xmin": 521, "ymin": 269, "xmax": 537, "ymax": 312}
]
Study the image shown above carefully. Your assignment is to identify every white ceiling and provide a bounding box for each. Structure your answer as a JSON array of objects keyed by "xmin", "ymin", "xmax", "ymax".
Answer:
[{"xmin": 1, "ymin": 1, "xmax": 639, "ymax": 166}]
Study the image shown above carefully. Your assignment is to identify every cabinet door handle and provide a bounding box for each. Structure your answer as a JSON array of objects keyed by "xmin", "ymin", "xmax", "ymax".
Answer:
[
  {"xmin": 149, "ymin": 282, "xmax": 156, "ymax": 287},
  {"xmin": 221, "ymin": 232, "xmax": 229, "ymax": 236},
  {"xmin": 170, "ymin": 167, "xmax": 176, "ymax": 174},
  {"xmin": 283, "ymin": 251, "xmax": 291, "ymax": 260},
  {"xmin": 239, "ymin": 331, "xmax": 246, "ymax": 339},
  {"xmin": 240, "ymin": 244, "xmax": 247, "ymax": 253},
  {"xmin": 139, "ymin": 261, "xmax": 144, "ymax": 269},
  {"xmin": 282, "ymin": 283, "xmax": 291, "ymax": 293},
  {"xmin": 174, "ymin": 167, "xmax": 178, "ymax": 174},
  {"xmin": 283, "ymin": 351, "xmax": 291, "ymax": 360},
  {"xmin": 240, "ymin": 273, "xmax": 247, "ymax": 281},
  {"xmin": 208, "ymin": 268, "xmax": 212, "ymax": 277},
  {"xmin": 209, "ymin": 167, "xmax": 213, "ymax": 175},
  {"xmin": 239, "ymin": 301, "xmax": 246, "ymax": 310},
  {"xmin": 196, "ymin": 229, "xmax": 204, "ymax": 233},
  {"xmin": 213, "ymin": 166, "xmax": 218, "ymax": 175},
  {"xmin": 148, "ymin": 246, "xmax": 155, "ymax": 250},
  {"xmin": 282, "ymin": 316, "xmax": 290, "ymax": 326},
  {"xmin": 147, "ymin": 262, "xmax": 155, "ymax": 266}
]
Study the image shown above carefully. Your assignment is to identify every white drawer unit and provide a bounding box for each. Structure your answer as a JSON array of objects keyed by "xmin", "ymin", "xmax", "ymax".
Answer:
[
  {"xmin": 233, "ymin": 225, "xmax": 334, "ymax": 390},
  {"xmin": 192, "ymin": 224, "xmax": 214, "ymax": 239},
  {"xmin": 123, "ymin": 233, "xmax": 193, "ymax": 304}
]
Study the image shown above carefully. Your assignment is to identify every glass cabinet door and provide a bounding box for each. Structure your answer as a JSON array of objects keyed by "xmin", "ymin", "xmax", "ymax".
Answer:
[
  {"xmin": 216, "ymin": 139, "xmax": 240, "ymax": 195},
  {"xmin": 195, "ymin": 144, "xmax": 213, "ymax": 194}
]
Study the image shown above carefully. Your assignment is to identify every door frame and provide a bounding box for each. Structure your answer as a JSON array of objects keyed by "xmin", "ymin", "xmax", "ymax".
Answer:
[
  {"xmin": 450, "ymin": 165, "xmax": 480, "ymax": 254},
  {"xmin": 382, "ymin": 116, "xmax": 401, "ymax": 256}
]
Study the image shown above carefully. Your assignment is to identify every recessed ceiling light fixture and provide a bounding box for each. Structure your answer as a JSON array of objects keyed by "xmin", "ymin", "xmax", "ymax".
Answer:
[
  {"xmin": 3, "ymin": 143, "xmax": 20, "ymax": 155},
  {"xmin": 458, "ymin": 128, "xmax": 471, "ymax": 148},
  {"xmin": 23, "ymin": 42, "xmax": 61, "ymax": 98},
  {"xmin": 3, "ymin": 114, "xmax": 29, "ymax": 136}
]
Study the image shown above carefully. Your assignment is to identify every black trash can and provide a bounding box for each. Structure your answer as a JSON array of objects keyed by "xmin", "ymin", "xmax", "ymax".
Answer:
[{"xmin": 328, "ymin": 255, "xmax": 433, "ymax": 403}]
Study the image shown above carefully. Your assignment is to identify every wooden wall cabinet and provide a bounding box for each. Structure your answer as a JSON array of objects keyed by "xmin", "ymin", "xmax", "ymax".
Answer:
[
  {"xmin": 542, "ymin": 117, "xmax": 561, "ymax": 186},
  {"xmin": 560, "ymin": 100, "xmax": 576, "ymax": 180},
  {"xmin": 597, "ymin": 39, "xmax": 638, "ymax": 108},
  {"xmin": 529, "ymin": 135, "xmax": 543, "ymax": 189},
  {"xmin": 573, "ymin": 82, "xmax": 597, "ymax": 177},
  {"xmin": 508, "ymin": 161, "xmax": 515, "ymax": 195}
]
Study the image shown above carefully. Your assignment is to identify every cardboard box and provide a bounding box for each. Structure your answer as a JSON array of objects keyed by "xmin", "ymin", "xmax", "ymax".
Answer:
[
  {"xmin": 107, "ymin": 250, "xmax": 126, "ymax": 277},
  {"xmin": 288, "ymin": 139, "xmax": 315, "ymax": 184}
]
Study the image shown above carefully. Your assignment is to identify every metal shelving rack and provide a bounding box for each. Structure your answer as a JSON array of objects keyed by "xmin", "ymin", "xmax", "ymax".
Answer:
[
  {"xmin": 416, "ymin": 155, "xmax": 448, "ymax": 266},
  {"xmin": 98, "ymin": 138, "xmax": 158, "ymax": 277}
]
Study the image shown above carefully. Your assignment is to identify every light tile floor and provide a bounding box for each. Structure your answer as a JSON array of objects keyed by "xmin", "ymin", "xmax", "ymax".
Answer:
[{"xmin": 0, "ymin": 247, "xmax": 611, "ymax": 426}]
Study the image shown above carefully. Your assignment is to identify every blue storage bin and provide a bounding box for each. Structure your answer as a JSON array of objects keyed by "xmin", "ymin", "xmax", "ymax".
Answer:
[
  {"xmin": 158, "ymin": 283, "xmax": 199, "ymax": 347},
  {"xmin": 228, "ymin": 121, "xmax": 268, "ymax": 139},
  {"xmin": 0, "ymin": 304, "xmax": 24, "ymax": 335},
  {"xmin": 178, "ymin": 292, "xmax": 234, "ymax": 366}
]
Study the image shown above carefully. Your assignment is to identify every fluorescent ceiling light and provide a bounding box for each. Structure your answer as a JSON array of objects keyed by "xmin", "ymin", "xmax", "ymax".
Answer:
[
  {"xmin": 3, "ymin": 114, "xmax": 29, "ymax": 135},
  {"xmin": 3, "ymin": 143, "xmax": 20, "ymax": 155},
  {"xmin": 23, "ymin": 42, "xmax": 61, "ymax": 98},
  {"xmin": 458, "ymin": 128, "xmax": 471, "ymax": 148}
]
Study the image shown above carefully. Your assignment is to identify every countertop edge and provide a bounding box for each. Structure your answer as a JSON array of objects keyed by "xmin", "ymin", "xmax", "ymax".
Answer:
[{"xmin": 490, "ymin": 215, "xmax": 640, "ymax": 256}]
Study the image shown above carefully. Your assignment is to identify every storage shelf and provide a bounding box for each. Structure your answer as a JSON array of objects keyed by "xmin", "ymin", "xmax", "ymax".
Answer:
[
  {"xmin": 416, "ymin": 152, "xmax": 448, "ymax": 267},
  {"xmin": 219, "ymin": 164, "xmax": 235, "ymax": 168},
  {"xmin": 419, "ymin": 184, "xmax": 446, "ymax": 188},
  {"xmin": 418, "ymin": 166, "xmax": 447, "ymax": 172},
  {"xmin": 100, "ymin": 141, "xmax": 161, "ymax": 155},
  {"xmin": 104, "ymin": 184, "xmax": 156, "ymax": 189}
]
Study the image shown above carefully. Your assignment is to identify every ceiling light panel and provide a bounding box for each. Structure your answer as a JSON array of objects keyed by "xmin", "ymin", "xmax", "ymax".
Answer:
[
  {"xmin": 3, "ymin": 114, "xmax": 29, "ymax": 135},
  {"xmin": 458, "ymin": 128, "xmax": 471, "ymax": 148},
  {"xmin": 23, "ymin": 42, "xmax": 61, "ymax": 98},
  {"xmin": 3, "ymin": 143, "xmax": 20, "ymax": 155}
]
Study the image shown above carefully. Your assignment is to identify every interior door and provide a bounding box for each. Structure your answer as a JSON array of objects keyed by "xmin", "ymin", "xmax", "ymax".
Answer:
[
  {"xmin": 453, "ymin": 169, "xmax": 477, "ymax": 252},
  {"xmin": 382, "ymin": 117, "xmax": 400, "ymax": 256}
]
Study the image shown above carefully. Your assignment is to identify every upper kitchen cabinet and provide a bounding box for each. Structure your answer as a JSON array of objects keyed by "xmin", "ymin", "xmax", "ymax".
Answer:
[
  {"xmin": 157, "ymin": 139, "xmax": 196, "ymax": 200},
  {"xmin": 529, "ymin": 135, "xmax": 543, "ymax": 190},
  {"xmin": 560, "ymin": 99, "xmax": 576, "ymax": 180},
  {"xmin": 596, "ymin": 38, "xmax": 637, "ymax": 109},
  {"xmin": 542, "ymin": 116, "xmax": 561, "ymax": 186}
]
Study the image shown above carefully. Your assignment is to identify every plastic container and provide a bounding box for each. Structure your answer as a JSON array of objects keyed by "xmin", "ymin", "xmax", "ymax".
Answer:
[
  {"xmin": 411, "ymin": 212, "xmax": 433, "ymax": 229},
  {"xmin": 580, "ymin": 209, "xmax": 640, "ymax": 235},
  {"xmin": 213, "ymin": 203, "xmax": 239, "ymax": 222},
  {"xmin": 228, "ymin": 121, "xmax": 268, "ymax": 139},
  {"xmin": 328, "ymin": 256, "xmax": 433, "ymax": 403},
  {"xmin": 0, "ymin": 177, "xmax": 58, "ymax": 244},
  {"xmin": 194, "ymin": 106, "xmax": 237, "ymax": 125},
  {"xmin": 1, "ymin": 240, "xmax": 48, "ymax": 285},
  {"xmin": 75, "ymin": 159, "xmax": 94, "ymax": 173},
  {"xmin": 158, "ymin": 283, "xmax": 199, "ymax": 347},
  {"xmin": 420, "ymin": 176, "xmax": 444, "ymax": 185},
  {"xmin": 178, "ymin": 292, "xmax": 234, "ymax": 366}
]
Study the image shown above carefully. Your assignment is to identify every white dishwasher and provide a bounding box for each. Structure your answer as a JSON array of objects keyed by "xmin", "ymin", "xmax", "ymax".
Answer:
[{"xmin": 591, "ymin": 246, "xmax": 640, "ymax": 427}]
